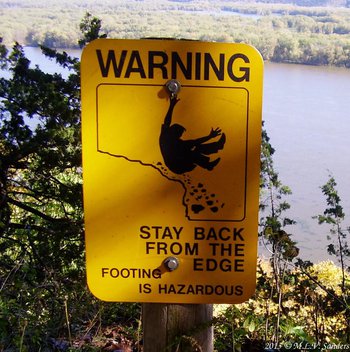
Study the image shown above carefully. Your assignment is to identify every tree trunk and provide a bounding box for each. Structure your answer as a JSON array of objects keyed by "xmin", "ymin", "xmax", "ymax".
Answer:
[{"xmin": 142, "ymin": 303, "xmax": 213, "ymax": 352}]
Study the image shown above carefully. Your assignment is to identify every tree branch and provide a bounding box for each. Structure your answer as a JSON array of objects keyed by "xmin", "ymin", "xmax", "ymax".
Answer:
[{"xmin": 7, "ymin": 196, "xmax": 66, "ymax": 223}]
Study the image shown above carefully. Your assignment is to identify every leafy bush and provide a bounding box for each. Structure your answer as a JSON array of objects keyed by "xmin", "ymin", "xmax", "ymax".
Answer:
[{"xmin": 214, "ymin": 260, "xmax": 350, "ymax": 350}]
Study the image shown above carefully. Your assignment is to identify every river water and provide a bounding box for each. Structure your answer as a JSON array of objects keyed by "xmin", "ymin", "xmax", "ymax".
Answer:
[
  {"xmin": 263, "ymin": 62, "xmax": 350, "ymax": 262},
  {"xmin": 18, "ymin": 47, "xmax": 350, "ymax": 262}
]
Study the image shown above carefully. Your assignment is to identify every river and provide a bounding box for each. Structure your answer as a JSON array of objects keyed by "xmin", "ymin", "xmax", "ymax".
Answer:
[
  {"xmin": 263, "ymin": 62, "xmax": 350, "ymax": 262},
  {"xmin": 19, "ymin": 47, "xmax": 350, "ymax": 262}
]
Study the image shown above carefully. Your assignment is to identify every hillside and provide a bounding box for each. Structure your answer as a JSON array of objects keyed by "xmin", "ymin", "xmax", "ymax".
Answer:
[
  {"xmin": 1, "ymin": 0, "xmax": 350, "ymax": 66},
  {"xmin": 255, "ymin": 0, "xmax": 348, "ymax": 5}
]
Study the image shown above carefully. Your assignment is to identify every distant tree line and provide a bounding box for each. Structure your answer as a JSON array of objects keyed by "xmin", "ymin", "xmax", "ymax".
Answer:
[
  {"xmin": 256, "ymin": 0, "xmax": 349, "ymax": 6},
  {"xmin": 1, "ymin": 0, "xmax": 350, "ymax": 67}
]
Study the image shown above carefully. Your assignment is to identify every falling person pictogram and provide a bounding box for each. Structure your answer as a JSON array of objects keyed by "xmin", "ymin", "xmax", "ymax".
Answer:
[{"xmin": 159, "ymin": 95, "xmax": 226, "ymax": 175}]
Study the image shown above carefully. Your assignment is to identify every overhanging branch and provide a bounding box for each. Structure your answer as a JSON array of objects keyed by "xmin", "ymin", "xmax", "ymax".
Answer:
[{"xmin": 7, "ymin": 196, "xmax": 65, "ymax": 223}]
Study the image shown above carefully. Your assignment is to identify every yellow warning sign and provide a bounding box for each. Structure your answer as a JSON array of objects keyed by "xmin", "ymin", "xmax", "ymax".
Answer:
[{"xmin": 81, "ymin": 39, "xmax": 263, "ymax": 303}]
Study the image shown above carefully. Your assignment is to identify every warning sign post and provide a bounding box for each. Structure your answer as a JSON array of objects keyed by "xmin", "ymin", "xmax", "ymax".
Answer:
[{"xmin": 81, "ymin": 39, "xmax": 263, "ymax": 304}]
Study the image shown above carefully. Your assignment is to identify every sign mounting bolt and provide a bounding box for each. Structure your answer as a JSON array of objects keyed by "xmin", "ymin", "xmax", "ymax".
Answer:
[
  {"xmin": 164, "ymin": 257, "xmax": 179, "ymax": 272},
  {"xmin": 165, "ymin": 79, "xmax": 181, "ymax": 98}
]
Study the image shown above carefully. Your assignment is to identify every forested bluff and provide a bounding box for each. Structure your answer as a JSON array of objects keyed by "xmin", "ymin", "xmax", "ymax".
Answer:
[{"xmin": 1, "ymin": 0, "xmax": 350, "ymax": 67}]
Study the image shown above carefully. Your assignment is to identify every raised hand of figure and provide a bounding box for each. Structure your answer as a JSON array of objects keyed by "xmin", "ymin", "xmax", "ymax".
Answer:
[
  {"xmin": 170, "ymin": 95, "xmax": 180, "ymax": 106},
  {"xmin": 209, "ymin": 127, "xmax": 222, "ymax": 138}
]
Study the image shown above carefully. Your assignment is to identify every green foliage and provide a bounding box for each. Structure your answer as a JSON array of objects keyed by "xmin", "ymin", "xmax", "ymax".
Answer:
[
  {"xmin": 313, "ymin": 175, "xmax": 350, "ymax": 341},
  {"xmin": 0, "ymin": 39, "xmax": 84, "ymax": 349},
  {"xmin": 260, "ymin": 125, "xmax": 297, "ymax": 257},
  {"xmin": 214, "ymin": 260, "xmax": 350, "ymax": 349},
  {"xmin": 314, "ymin": 176, "xmax": 350, "ymax": 273},
  {"xmin": 78, "ymin": 12, "xmax": 107, "ymax": 48},
  {"xmin": 258, "ymin": 123, "xmax": 302, "ymax": 347},
  {"xmin": 317, "ymin": 176, "xmax": 345, "ymax": 223}
]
